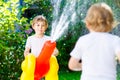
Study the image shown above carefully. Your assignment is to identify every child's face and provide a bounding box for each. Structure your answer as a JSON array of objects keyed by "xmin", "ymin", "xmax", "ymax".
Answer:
[{"xmin": 33, "ymin": 21, "xmax": 47, "ymax": 35}]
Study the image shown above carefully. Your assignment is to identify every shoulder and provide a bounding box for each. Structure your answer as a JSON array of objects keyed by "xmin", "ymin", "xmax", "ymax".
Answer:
[
  {"xmin": 111, "ymin": 34, "xmax": 120, "ymax": 39},
  {"xmin": 27, "ymin": 35, "xmax": 35, "ymax": 39},
  {"xmin": 26, "ymin": 35, "xmax": 37, "ymax": 42},
  {"xmin": 107, "ymin": 33, "xmax": 120, "ymax": 40},
  {"xmin": 112, "ymin": 35, "xmax": 120, "ymax": 43},
  {"xmin": 77, "ymin": 33, "xmax": 90, "ymax": 42}
]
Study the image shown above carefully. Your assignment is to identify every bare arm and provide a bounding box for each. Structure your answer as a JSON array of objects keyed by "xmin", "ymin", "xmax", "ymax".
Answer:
[
  {"xmin": 24, "ymin": 47, "xmax": 30, "ymax": 57},
  {"xmin": 68, "ymin": 57, "xmax": 82, "ymax": 71}
]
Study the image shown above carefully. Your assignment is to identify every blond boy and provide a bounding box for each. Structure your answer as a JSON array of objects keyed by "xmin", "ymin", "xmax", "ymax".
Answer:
[{"xmin": 69, "ymin": 3, "xmax": 120, "ymax": 80}]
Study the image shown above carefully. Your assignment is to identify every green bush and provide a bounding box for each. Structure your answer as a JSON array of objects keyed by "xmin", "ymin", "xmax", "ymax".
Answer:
[
  {"xmin": 0, "ymin": 0, "xmax": 29, "ymax": 79},
  {"xmin": 0, "ymin": 32, "xmax": 25, "ymax": 80}
]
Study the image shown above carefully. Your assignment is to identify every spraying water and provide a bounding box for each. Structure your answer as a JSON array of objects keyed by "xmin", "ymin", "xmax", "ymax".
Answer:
[
  {"xmin": 49, "ymin": 0, "xmax": 94, "ymax": 42},
  {"xmin": 50, "ymin": 0, "xmax": 120, "ymax": 42},
  {"xmin": 50, "ymin": 0, "xmax": 77, "ymax": 42}
]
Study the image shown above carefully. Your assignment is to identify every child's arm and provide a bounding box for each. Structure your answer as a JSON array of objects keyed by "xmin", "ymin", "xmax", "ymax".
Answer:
[
  {"xmin": 68, "ymin": 57, "xmax": 82, "ymax": 71},
  {"xmin": 24, "ymin": 47, "xmax": 30, "ymax": 57}
]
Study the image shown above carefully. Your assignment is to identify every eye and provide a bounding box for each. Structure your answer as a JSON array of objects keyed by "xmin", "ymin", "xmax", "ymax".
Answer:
[{"xmin": 34, "ymin": 24, "xmax": 39, "ymax": 26}]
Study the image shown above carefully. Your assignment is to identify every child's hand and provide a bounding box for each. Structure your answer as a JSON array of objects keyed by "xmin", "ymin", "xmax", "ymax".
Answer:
[
  {"xmin": 24, "ymin": 47, "xmax": 30, "ymax": 57},
  {"xmin": 52, "ymin": 48, "xmax": 59, "ymax": 56},
  {"xmin": 24, "ymin": 52, "xmax": 29, "ymax": 57}
]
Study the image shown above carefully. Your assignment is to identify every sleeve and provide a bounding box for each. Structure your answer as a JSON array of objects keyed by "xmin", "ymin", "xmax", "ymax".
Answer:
[
  {"xmin": 70, "ymin": 38, "xmax": 83, "ymax": 60},
  {"xmin": 25, "ymin": 37, "xmax": 31, "ymax": 49}
]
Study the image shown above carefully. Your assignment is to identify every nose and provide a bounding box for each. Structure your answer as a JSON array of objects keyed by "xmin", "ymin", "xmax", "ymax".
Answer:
[{"xmin": 39, "ymin": 25, "xmax": 42, "ymax": 29}]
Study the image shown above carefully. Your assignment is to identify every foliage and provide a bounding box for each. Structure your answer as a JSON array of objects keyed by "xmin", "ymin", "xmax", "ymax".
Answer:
[
  {"xmin": 0, "ymin": 0, "xmax": 53, "ymax": 80},
  {"xmin": 0, "ymin": 32, "xmax": 25, "ymax": 80},
  {"xmin": 59, "ymin": 71, "xmax": 81, "ymax": 80},
  {"xmin": 0, "ymin": 0, "xmax": 29, "ymax": 79},
  {"xmin": 22, "ymin": 0, "xmax": 53, "ymax": 22},
  {"xmin": 22, "ymin": 0, "xmax": 53, "ymax": 35}
]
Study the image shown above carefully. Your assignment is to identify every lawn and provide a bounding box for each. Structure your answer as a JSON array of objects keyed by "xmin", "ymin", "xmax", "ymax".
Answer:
[
  {"xmin": 59, "ymin": 70, "xmax": 81, "ymax": 80},
  {"xmin": 58, "ymin": 70, "xmax": 120, "ymax": 80},
  {"xmin": 117, "ymin": 63, "xmax": 120, "ymax": 80}
]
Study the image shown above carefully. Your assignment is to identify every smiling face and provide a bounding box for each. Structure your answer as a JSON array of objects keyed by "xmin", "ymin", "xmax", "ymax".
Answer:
[
  {"xmin": 33, "ymin": 21, "xmax": 47, "ymax": 36},
  {"xmin": 32, "ymin": 15, "xmax": 48, "ymax": 37}
]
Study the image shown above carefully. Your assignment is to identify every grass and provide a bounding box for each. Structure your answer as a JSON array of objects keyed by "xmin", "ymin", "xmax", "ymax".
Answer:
[
  {"xmin": 58, "ymin": 70, "xmax": 120, "ymax": 80},
  {"xmin": 59, "ymin": 70, "xmax": 81, "ymax": 80},
  {"xmin": 117, "ymin": 63, "xmax": 120, "ymax": 80}
]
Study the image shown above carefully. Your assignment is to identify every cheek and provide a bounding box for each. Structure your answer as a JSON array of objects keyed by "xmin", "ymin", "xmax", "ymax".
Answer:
[
  {"xmin": 32, "ymin": 27, "xmax": 38, "ymax": 32},
  {"xmin": 42, "ymin": 28, "xmax": 47, "ymax": 31},
  {"xmin": 41, "ymin": 29, "xmax": 46, "ymax": 33}
]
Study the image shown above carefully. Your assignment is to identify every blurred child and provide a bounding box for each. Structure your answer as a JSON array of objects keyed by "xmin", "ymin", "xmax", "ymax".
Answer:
[
  {"xmin": 24, "ymin": 15, "xmax": 59, "ymax": 80},
  {"xmin": 68, "ymin": 3, "xmax": 120, "ymax": 80}
]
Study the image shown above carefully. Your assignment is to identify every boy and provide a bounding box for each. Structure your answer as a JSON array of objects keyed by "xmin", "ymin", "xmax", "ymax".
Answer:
[
  {"xmin": 24, "ymin": 15, "xmax": 59, "ymax": 80},
  {"xmin": 68, "ymin": 3, "xmax": 120, "ymax": 80},
  {"xmin": 24, "ymin": 15, "xmax": 58, "ymax": 57}
]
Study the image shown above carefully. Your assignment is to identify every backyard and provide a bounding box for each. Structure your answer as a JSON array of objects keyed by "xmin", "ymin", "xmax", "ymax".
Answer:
[
  {"xmin": 59, "ymin": 71, "xmax": 81, "ymax": 80},
  {"xmin": 0, "ymin": 0, "xmax": 120, "ymax": 80},
  {"xmin": 58, "ymin": 70, "xmax": 120, "ymax": 80}
]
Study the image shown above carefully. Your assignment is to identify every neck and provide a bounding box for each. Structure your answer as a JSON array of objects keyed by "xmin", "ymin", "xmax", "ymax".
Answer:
[
  {"xmin": 35, "ymin": 34, "xmax": 44, "ymax": 38},
  {"xmin": 88, "ymin": 29, "xmax": 95, "ymax": 32}
]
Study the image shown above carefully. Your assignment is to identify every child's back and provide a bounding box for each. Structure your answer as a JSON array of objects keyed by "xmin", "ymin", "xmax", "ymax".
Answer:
[{"xmin": 68, "ymin": 3, "xmax": 120, "ymax": 80}]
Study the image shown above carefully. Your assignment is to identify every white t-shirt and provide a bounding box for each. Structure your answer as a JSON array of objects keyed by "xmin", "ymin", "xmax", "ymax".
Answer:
[
  {"xmin": 25, "ymin": 35, "xmax": 51, "ymax": 57},
  {"xmin": 70, "ymin": 32, "xmax": 120, "ymax": 80}
]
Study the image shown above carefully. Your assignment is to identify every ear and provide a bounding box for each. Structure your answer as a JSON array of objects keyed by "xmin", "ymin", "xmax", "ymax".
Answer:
[{"xmin": 85, "ymin": 21, "xmax": 91, "ymax": 29}]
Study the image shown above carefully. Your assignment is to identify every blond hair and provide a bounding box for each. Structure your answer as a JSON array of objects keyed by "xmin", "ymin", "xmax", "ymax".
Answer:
[
  {"xmin": 32, "ymin": 15, "xmax": 48, "ymax": 28},
  {"xmin": 85, "ymin": 3, "xmax": 114, "ymax": 32}
]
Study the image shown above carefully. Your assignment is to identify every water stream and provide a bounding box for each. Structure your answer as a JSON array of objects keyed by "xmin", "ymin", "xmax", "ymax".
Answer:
[{"xmin": 50, "ymin": 0, "xmax": 77, "ymax": 42}]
